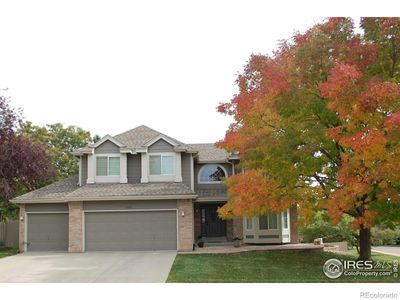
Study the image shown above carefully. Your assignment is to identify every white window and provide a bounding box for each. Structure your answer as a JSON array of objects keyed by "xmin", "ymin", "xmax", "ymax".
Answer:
[
  {"xmin": 246, "ymin": 218, "xmax": 253, "ymax": 230},
  {"xmin": 259, "ymin": 213, "xmax": 278, "ymax": 230},
  {"xmin": 198, "ymin": 164, "xmax": 227, "ymax": 183},
  {"xmin": 149, "ymin": 154, "xmax": 174, "ymax": 175},
  {"xmin": 96, "ymin": 156, "xmax": 120, "ymax": 176},
  {"xmin": 282, "ymin": 210, "xmax": 289, "ymax": 229}
]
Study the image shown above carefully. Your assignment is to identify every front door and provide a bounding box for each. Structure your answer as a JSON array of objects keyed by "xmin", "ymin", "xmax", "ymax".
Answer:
[{"xmin": 201, "ymin": 204, "xmax": 226, "ymax": 237}]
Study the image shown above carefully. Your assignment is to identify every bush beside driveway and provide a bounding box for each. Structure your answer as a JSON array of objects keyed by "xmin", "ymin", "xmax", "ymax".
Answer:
[{"xmin": 0, "ymin": 246, "xmax": 17, "ymax": 259}]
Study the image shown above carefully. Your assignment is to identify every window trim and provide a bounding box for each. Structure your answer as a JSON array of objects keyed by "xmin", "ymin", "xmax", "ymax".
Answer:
[
  {"xmin": 258, "ymin": 213, "xmax": 278, "ymax": 230},
  {"xmin": 245, "ymin": 217, "xmax": 254, "ymax": 230},
  {"xmin": 197, "ymin": 163, "xmax": 228, "ymax": 184},
  {"xmin": 94, "ymin": 154, "xmax": 121, "ymax": 182},
  {"xmin": 148, "ymin": 153, "xmax": 175, "ymax": 176},
  {"xmin": 282, "ymin": 209, "xmax": 289, "ymax": 230},
  {"xmin": 147, "ymin": 152, "xmax": 176, "ymax": 182}
]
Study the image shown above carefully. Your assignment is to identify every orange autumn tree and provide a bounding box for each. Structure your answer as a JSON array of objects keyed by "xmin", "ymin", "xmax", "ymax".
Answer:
[{"xmin": 217, "ymin": 18, "xmax": 400, "ymax": 261}]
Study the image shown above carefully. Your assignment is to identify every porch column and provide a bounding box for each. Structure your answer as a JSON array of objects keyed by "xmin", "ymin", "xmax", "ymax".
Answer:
[
  {"xmin": 68, "ymin": 201, "xmax": 83, "ymax": 252},
  {"xmin": 177, "ymin": 199, "xmax": 194, "ymax": 251}
]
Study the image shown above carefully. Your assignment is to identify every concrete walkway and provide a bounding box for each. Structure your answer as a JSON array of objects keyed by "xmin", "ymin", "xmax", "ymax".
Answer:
[
  {"xmin": 372, "ymin": 246, "xmax": 400, "ymax": 257},
  {"xmin": 182, "ymin": 243, "xmax": 323, "ymax": 254},
  {"xmin": 0, "ymin": 251, "xmax": 176, "ymax": 283}
]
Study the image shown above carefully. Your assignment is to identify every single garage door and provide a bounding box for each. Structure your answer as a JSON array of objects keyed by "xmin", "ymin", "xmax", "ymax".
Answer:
[
  {"xmin": 85, "ymin": 210, "xmax": 177, "ymax": 251},
  {"xmin": 27, "ymin": 213, "xmax": 69, "ymax": 251}
]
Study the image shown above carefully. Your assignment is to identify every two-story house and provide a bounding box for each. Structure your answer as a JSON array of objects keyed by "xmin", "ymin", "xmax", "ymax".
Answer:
[{"xmin": 12, "ymin": 125, "xmax": 298, "ymax": 252}]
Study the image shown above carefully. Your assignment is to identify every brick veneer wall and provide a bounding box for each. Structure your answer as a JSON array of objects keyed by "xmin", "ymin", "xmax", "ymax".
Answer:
[
  {"xmin": 290, "ymin": 205, "xmax": 299, "ymax": 243},
  {"xmin": 68, "ymin": 201, "xmax": 83, "ymax": 252},
  {"xmin": 193, "ymin": 202, "xmax": 201, "ymax": 240},
  {"xmin": 177, "ymin": 199, "xmax": 194, "ymax": 251},
  {"xmin": 18, "ymin": 204, "xmax": 26, "ymax": 252}
]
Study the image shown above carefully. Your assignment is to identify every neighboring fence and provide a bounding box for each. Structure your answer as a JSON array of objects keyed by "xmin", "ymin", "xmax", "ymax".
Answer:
[{"xmin": 0, "ymin": 220, "xmax": 19, "ymax": 248}]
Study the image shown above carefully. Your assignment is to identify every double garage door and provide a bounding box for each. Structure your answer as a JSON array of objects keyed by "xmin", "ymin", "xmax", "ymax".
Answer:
[
  {"xmin": 84, "ymin": 210, "xmax": 177, "ymax": 251},
  {"xmin": 26, "ymin": 202, "xmax": 177, "ymax": 251}
]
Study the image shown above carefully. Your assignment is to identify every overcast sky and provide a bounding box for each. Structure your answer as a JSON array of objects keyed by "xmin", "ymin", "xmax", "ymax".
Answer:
[{"xmin": 0, "ymin": 0, "xmax": 393, "ymax": 143}]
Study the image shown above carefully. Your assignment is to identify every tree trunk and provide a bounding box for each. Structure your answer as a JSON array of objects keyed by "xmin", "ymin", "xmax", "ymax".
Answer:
[{"xmin": 358, "ymin": 227, "xmax": 372, "ymax": 261}]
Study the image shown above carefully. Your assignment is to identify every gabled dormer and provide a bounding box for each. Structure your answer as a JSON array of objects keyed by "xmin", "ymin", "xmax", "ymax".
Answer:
[
  {"xmin": 72, "ymin": 135, "xmax": 129, "ymax": 185},
  {"xmin": 72, "ymin": 126, "xmax": 198, "ymax": 187},
  {"xmin": 140, "ymin": 134, "xmax": 183, "ymax": 183},
  {"xmin": 87, "ymin": 135, "xmax": 128, "ymax": 184}
]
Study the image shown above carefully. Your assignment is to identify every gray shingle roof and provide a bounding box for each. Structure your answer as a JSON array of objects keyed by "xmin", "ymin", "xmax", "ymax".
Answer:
[
  {"xmin": 114, "ymin": 125, "xmax": 183, "ymax": 149},
  {"xmin": 12, "ymin": 176, "xmax": 80, "ymax": 202},
  {"xmin": 66, "ymin": 182, "xmax": 195, "ymax": 199},
  {"xmin": 74, "ymin": 125, "xmax": 236, "ymax": 162},
  {"xmin": 11, "ymin": 176, "xmax": 196, "ymax": 203},
  {"xmin": 188, "ymin": 143, "xmax": 230, "ymax": 162}
]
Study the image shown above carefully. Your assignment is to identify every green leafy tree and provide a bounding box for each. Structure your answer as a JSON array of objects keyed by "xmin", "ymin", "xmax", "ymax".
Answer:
[{"xmin": 20, "ymin": 122, "xmax": 95, "ymax": 179}]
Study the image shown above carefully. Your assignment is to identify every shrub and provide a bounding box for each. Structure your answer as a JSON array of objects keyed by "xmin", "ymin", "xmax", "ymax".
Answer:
[
  {"xmin": 371, "ymin": 226, "xmax": 400, "ymax": 246},
  {"xmin": 299, "ymin": 212, "xmax": 357, "ymax": 247}
]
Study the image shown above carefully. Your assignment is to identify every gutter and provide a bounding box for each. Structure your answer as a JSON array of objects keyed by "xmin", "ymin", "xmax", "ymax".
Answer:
[{"xmin": 11, "ymin": 194, "xmax": 198, "ymax": 204}]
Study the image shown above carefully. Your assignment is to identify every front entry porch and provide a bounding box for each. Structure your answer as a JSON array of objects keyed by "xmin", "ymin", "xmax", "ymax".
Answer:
[
  {"xmin": 200, "ymin": 203, "xmax": 226, "ymax": 237},
  {"xmin": 194, "ymin": 201, "xmax": 243, "ymax": 243}
]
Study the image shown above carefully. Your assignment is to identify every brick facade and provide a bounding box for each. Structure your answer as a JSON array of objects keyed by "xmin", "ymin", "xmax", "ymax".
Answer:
[
  {"xmin": 193, "ymin": 202, "xmax": 201, "ymax": 241},
  {"xmin": 290, "ymin": 205, "xmax": 299, "ymax": 243},
  {"xmin": 177, "ymin": 199, "xmax": 194, "ymax": 251},
  {"xmin": 68, "ymin": 201, "xmax": 83, "ymax": 253},
  {"xmin": 18, "ymin": 204, "xmax": 25, "ymax": 252}
]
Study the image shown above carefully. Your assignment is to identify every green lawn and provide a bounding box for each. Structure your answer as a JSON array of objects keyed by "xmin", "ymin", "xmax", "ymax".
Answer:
[
  {"xmin": 167, "ymin": 250, "xmax": 399, "ymax": 283},
  {"xmin": 0, "ymin": 246, "xmax": 18, "ymax": 259}
]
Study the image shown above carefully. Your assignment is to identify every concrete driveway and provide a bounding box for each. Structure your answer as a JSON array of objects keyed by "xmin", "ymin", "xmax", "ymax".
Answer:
[
  {"xmin": 373, "ymin": 246, "xmax": 400, "ymax": 257},
  {"xmin": 0, "ymin": 251, "xmax": 176, "ymax": 283}
]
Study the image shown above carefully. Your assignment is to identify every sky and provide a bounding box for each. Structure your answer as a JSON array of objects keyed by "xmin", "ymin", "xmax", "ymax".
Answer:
[{"xmin": 0, "ymin": 0, "xmax": 394, "ymax": 143}]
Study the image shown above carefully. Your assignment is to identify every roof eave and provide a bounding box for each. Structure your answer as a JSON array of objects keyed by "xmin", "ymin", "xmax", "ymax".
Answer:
[
  {"xmin": 195, "ymin": 197, "xmax": 228, "ymax": 202},
  {"xmin": 120, "ymin": 148, "xmax": 137, "ymax": 154},
  {"xmin": 67, "ymin": 194, "xmax": 198, "ymax": 201},
  {"xmin": 71, "ymin": 149, "xmax": 94, "ymax": 156},
  {"xmin": 11, "ymin": 193, "xmax": 198, "ymax": 204},
  {"xmin": 196, "ymin": 159, "xmax": 231, "ymax": 164},
  {"xmin": 11, "ymin": 198, "xmax": 68, "ymax": 204}
]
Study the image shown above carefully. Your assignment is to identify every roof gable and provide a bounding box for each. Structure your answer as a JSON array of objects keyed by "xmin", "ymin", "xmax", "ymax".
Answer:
[
  {"xmin": 91, "ymin": 134, "xmax": 125, "ymax": 149},
  {"xmin": 114, "ymin": 125, "xmax": 183, "ymax": 150},
  {"xmin": 144, "ymin": 134, "xmax": 179, "ymax": 148},
  {"xmin": 188, "ymin": 143, "xmax": 231, "ymax": 162}
]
